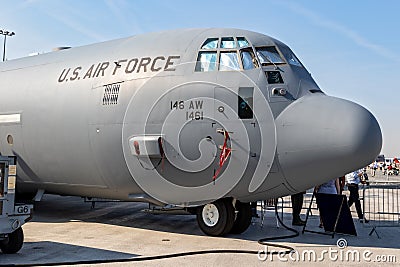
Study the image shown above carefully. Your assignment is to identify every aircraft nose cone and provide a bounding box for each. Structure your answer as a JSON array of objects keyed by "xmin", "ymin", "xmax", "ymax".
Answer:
[{"xmin": 275, "ymin": 95, "xmax": 382, "ymax": 191}]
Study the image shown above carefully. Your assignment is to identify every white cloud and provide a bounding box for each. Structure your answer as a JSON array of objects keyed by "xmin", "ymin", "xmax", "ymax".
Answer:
[
  {"xmin": 276, "ymin": 0, "xmax": 400, "ymax": 63},
  {"xmin": 104, "ymin": 0, "xmax": 143, "ymax": 34},
  {"xmin": 19, "ymin": 0, "xmax": 106, "ymax": 42},
  {"xmin": 44, "ymin": 11, "xmax": 105, "ymax": 42}
]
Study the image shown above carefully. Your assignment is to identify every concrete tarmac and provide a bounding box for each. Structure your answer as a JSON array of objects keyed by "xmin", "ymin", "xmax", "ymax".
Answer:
[{"xmin": 1, "ymin": 172, "xmax": 399, "ymax": 266}]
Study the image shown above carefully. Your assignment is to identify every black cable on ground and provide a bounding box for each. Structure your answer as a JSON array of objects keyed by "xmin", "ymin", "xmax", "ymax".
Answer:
[
  {"xmin": 2, "ymin": 199, "xmax": 299, "ymax": 267},
  {"xmin": 1, "ymin": 250, "xmax": 257, "ymax": 267},
  {"xmin": 1, "ymin": 248, "xmax": 287, "ymax": 267},
  {"xmin": 258, "ymin": 198, "xmax": 300, "ymax": 245}
]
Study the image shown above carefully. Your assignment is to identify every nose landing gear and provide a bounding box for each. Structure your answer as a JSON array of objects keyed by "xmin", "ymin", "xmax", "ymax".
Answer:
[
  {"xmin": 1, "ymin": 227, "xmax": 24, "ymax": 254},
  {"xmin": 196, "ymin": 199, "xmax": 252, "ymax": 236}
]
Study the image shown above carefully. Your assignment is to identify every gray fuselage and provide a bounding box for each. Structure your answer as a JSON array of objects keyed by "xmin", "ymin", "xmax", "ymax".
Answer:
[{"xmin": 0, "ymin": 28, "xmax": 382, "ymax": 206}]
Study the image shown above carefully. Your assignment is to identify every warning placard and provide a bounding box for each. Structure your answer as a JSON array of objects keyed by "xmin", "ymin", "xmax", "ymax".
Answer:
[
  {"xmin": 8, "ymin": 175, "xmax": 16, "ymax": 191},
  {"xmin": 9, "ymin": 165, "xmax": 16, "ymax": 176}
]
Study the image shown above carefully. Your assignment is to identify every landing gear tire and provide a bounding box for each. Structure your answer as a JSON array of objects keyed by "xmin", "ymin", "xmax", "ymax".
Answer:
[
  {"xmin": 229, "ymin": 201, "xmax": 252, "ymax": 234},
  {"xmin": 0, "ymin": 227, "xmax": 24, "ymax": 254},
  {"xmin": 197, "ymin": 199, "xmax": 235, "ymax": 236}
]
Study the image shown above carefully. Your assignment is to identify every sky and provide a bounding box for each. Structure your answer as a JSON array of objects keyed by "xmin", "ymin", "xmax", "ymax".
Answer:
[{"xmin": 1, "ymin": 0, "xmax": 399, "ymax": 157}]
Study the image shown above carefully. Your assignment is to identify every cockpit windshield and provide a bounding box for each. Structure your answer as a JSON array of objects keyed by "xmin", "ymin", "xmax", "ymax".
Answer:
[
  {"xmin": 221, "ymin": 37, "xmax": 236, "ymax": 49},
  {"xmin": 284, "ymin": 51, "xmax": 302, "ymax": 67},
  {"xmin": 195, "ymin": 37, "xmax": 259, "ymax": 72},
  {"xmin": 256, "ymin": 47, "xmax": 285, "ymax": 65},
  {"xmin": 201, "ymin": 38, "xmax": 218, "ymax": 49},
  {"xmin": 237, "ymin": 37, "xmax": 249, "ymax": 48}
]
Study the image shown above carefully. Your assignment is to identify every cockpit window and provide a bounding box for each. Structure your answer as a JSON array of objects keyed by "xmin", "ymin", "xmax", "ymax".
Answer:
[
  {"xmin": 201, "ymin": 38, "xmax": 219, "ymax": 49},
  {"xmin": 195, "ymin": 51, "xmax": 217, "ymax": 72},
  {"xmin": 221, "ymin": 37, "xmax": 236, "ymax": 49},
  {"xmin": 195, "ymin": 36, "xmax": 259, "ymax": 72},
  {"xmin": 237, "ymin": 37, "xmax": 250, "ymax": 48},
  {"xmin": 286, "ymin": 51, "xmax": 302, "ymax": 67},
  {"xmin": 256, "ymin": 47, "xmax": 285, "ymax": 65},
  {"xmin": 219, "ymin": 51, "xmax": 240, "ymax": 71},
  {"xmin": 241, "ymin": 49, "xmax": 259, "ymax": 70}
]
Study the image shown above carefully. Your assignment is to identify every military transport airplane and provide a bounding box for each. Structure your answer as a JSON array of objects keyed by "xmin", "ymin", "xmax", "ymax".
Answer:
[{"xmin": 0, "ymin": 28, "xmax": 382, "ymax": 236}]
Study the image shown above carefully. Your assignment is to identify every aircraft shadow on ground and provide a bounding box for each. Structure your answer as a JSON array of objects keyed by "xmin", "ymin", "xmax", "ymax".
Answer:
[
  {"xmin": 30, "ymin": 195, "xmax": 400, "ymax": 250},
  {"xmin": 0, "ymin": 241, "xmax": 137, "ymax": 265}
]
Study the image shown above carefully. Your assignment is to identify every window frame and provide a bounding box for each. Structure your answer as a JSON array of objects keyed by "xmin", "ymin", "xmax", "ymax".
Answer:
[
  {"xmin": 195, "ymin": 51, "xmax": 218, "ymax": 72},
  {"xmin": 200, "ymin": 38, "xmax": 219, "ymax": 49},
  {"xmin": 195, "ymin": 36, "xmax": 260, "ymax": 72},
  {"xmin": 237, "ymin": 37, "xmax": 250, "ymax": 48},
  {"xmin": 238, "ymin": 87, "xmax": 254, "ymax": 119},
  {"xmin": 218, "ymin": 50, "xmax": 241, "ymax": 71},
  {"xmin": 240, "ymin": 48, "xmax": 259, "ymax": 70},
  {"xmin": 255, "ymin": 46, "xmax": 287, "ymax": 66},
  {"xmin": 220, "ymin": 37, "xmax": 237, "ymax": 49}
]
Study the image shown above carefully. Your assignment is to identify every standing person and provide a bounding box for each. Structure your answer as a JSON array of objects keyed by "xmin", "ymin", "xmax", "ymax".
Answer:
[
  {"xmin": 316, "ymin": 178, "xmax": 340, "ymax": 195},
  {"xmin": 291, "ymin": 192, "xmax": 305, "ymax": 226},
  {"xmin": 372, "ymin": 162, "xmax": 378, "ymax": 177},
  {"xmin": 345, "ymin": 170, "xmax": 368, "ymax": 223},
  {"xmin": 315, "ymin": 178, "xmax": 340, "ymax": 227}
]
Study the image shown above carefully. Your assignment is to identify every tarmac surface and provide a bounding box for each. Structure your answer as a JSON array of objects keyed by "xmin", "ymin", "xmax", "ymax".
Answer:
[{"xmin": 1, "ymin": 172, "xmax": 399, "ymax": 266}]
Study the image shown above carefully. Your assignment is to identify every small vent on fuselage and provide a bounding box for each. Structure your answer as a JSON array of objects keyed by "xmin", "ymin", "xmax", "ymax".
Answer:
[{"xmin": 102, "ymin": 83, "xmax": 120, "ymax": 105}]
